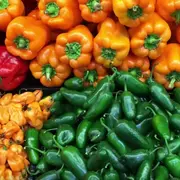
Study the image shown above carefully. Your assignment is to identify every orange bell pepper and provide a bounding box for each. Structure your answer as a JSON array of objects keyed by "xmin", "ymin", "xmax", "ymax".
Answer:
[
  {"xmin": 30, "ymin": 44, "xmax": 71, "ymax": 87},
  {"xmin": 113, "ymin": 0, "xmax": 155, "ymax": 27},
  {"xmin": 28, "ymin": 8, "xmax": 41, "ymax": 20},
  {"xmin": 0, "ymin": 93, "xmax": 12, "ymax": 106},
  {"xmin": 176, "ymin": 25, "xmax": 180, "ymax": 43},
  {"xmin": 129, "ymin": 13, "xmax": 171, "ymax": 60},
  {"xmin": 24, "ymin": 102, "xmax": 44, "ymax": 129},
  {"xmin": 8, "ymin": 103, "xmax": 26, "ymax": 126},
  {"xmin": 55, "ymin": 25, "xmax": 93, "ymax": 69},
  {"xmin": 38, "ymin": 0, "xmax": 82, "ymax": 30},
  {"xmin": 12, "ymin": 129, "xmax": 24, "ymax": 144},
  {"xmin": 119, "ymin": 53, "xmax": 150, "ymax": 82},
  {"xmin": 5, "ymin": 16, "xmax": 50, "ymax": 60},
  {"xmin": 93, "ymin": 17, "xmax": 130, "ymax": 68},
  {"xmin": 78, "ymin": 0, "xmax": 112, "ymax": 23},
  {"xmin": 0, "ymin": 121, "xmax": 20, "ymax": 139},
  {"xmin": 156, "ymin": 0, "xmax": 180, "ymax": 24},
  {"xmin": 0, "ymin": 146, "xmax": 8, "ymax": 165},
  {"xmin": 153, "ymin": 43, "xmax": 180, "ymax": 89},
  {"xmin": 0, "ymin": 0, "xmax": 25, "ymax": 31},
  {"xmin": 73, "ymin": 60, "xmax": 108, "ymax": 86}
]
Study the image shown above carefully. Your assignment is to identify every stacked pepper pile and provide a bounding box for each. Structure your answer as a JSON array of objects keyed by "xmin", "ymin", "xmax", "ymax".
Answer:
[
  {"xmin": 24, "ymin": 70, "xmax": 180, "ymax": 179},
  {"xmin": 1, "ymin": 0, "xmax": 180, "ymax": 90}
]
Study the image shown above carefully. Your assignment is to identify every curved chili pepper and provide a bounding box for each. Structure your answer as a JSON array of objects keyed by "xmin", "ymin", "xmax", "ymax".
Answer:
[
  {"xmin": 119, "ymin": 53, "xmax": 150, "ymax": 82},
  {"xmin": 78, "ymin": 0, "xmax": 112, "ymax": 23},
  {"xmin": 5, "ymin": 16, "xmax": 50, "ymax": 60},
  {"xmin": 129, "ymin": 13, "xmax": 171, "ymax": 59},
  {"xmin": 0, "ymin": 0, "xmax": 25, "ymax": 31},
  {"xmin": 93, "ymin": 18, "xmax": 130, "ymax": 68},
  {"xmin": 30, "ymin": 44, "xmax": 71, "ymax": 87},
  {"xmin": 38, "ymin": 0, "xmax": 82, "ymax": 30},
  {"xmin": 55, "ymin": 25, "xmax": 93, "ymax": 69},
  {"xmin": 113, "ymin": 0, "xmax": 155, "ymax": 27},
  {"xmin": 153, "ymin": 43, "xmax": 180, "ymax": 89},
  {"xmin": 136, "ymin": 118, "xmax": 152, "ymax": 136},
  {"xmin": 64, "ymin": 77, "xmax": 84, "ymax": 91}
]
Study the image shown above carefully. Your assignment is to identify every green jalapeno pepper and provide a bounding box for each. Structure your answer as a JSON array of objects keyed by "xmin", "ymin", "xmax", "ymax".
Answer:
[
  {"xmin": 97, "ymin": 141, "xmax": 128, "ymax": 172},
  {"xmin": 50, "ymin": 101, "xmax": 64, "ymax": 116},
  {"xmin": 60, "ymin": 169, "xmax": 77, "ymax": 180},
  {"xmin": 39, "ymin": 129, "xmax": 54, "ymax": 149},
  {"xmin": 64, "ymin": 77, "xmax": 84, "ymax": 91},
  {"xmin": 147, "ymin": 72, "xmax": 174, "ymax": 112},
  {"xmin": 147, "ymin": 107, "xmax": 170, "ymax": 143},
  {"xmin": 61, "ymin": 88, "xmax": 88, "ymax": 108},
  {"xmin": 36, "ymin": 168, "xmax": 62, "ymax": 180},
  {"xmin": 136, "ymin": 118, "xmax": 152, "ymax": 135},
  {"xmin": 56, "ymin": 124, "xmax": 75, "ymax": 146},
  {"xmin": 172, "ymin": 100, "xmax": 180, "ymax": 114},
  {"xmin": 135, "ymin": 101, "xmax": 153, "ymax": 122},
  {"xmin": 88, "ymin": 120, "xmax": 106, "ymax": 143},
  {"xmin": 25, "ymin": 128, "xmax": 40, "ymax": 165},
  {"xmin": 82, "ymin": 87, "xmax": 94, "ymax": 96},
  {"xmin": 84, "ymin": 91, "xmax": 113, "ymax": 121},
  {"xmin": 84, "ymin": 172, "xmax": 102, "ymax": 180},
  {"xmin": 154, "ymin": 165, "xmax": 169, "ymax": 180},
  {"xmin": 76, "ymin": 119, "xmax": 92, "ymax": 149},
  {"xmin": 136, "ymin": 158, "xmax": 152, "ymax": 180},
  {"xmin": 103, "ymin": 166, "xmax": 120, "ymax": 180},
  {"xmin": 121, "ymin": 81, "xmax": 136, "ymax": 121},
  {"xmin": 120, "ymin": 149, "xmax": 149, "ymax": 173},
  {"xmin": 115, "ymin": 70, "xmax": 149, "ymax": 97},
  {"xmin": 167, "ymin": 111, "xmax": 180, "ymax": 131},
  {"xmin": 43, "ymin": 112, "xmax": 77, "ymax": 129},
  {"xmin": 173, "ymin": 87, "xmax": 180, "ymax": 104},
  {"xmin": 53, "ymin": 136, "xmax": 87, "ymax": 180},
  {"xmin": 114, "ymin": 120, "xmax": 150, "ymax": 149},
  {"xmin": 83, "ymin": 75, "xmax": 116, "ymax": 109},
  {"xmin": 100, "ymin": 118, "xmax": 130, "ymax": 156},
  {"xmin": 87, "ymin": 149, "xmax": 108, "ymax": 171},
  {"xmin": 50, "ymin": 91, "xmax": 63, "ymax": 102},
  {"xmin": 105, "ymin": 95, "xmax": 122, "ymax": 129}
]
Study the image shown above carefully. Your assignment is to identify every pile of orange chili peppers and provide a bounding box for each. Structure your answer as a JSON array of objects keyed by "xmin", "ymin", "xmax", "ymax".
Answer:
[
  {"xmin": 1, "ymin": 0, "xmax": 180, "ymax": 90},
  {"xmin": 0, "ymin": 90, "xmax": 53, "ymax": 179}
]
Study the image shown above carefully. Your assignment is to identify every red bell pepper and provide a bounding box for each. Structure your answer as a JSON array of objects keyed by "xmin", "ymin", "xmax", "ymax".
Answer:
[{"xmin": 0, "ymin": 46, "xmax": 29, "ymax": 91}]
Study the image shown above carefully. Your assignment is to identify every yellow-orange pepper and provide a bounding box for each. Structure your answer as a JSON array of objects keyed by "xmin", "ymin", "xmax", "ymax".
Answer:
[
  {"xmin": 33, "ymin": 90, "xmax": 43, "ymax": 102},
  {"xmin": 93, "ymin": 17, "xmax": 130, "ymax": 68},
  {"xmin": 0, "ymin": 146, "xmax": 8, "ymax": 165},
  {"xmin": 4, "ymin": 169, "xmax": 14, "ymax": 180},
  {"xmin": 0, "ymin": 106, "xmax": 10, "ymax": 125},
  {"xmin": 0, "ymin": 93, "xmax": 12, "ymax": 106},
  {"xmin": 119, "ymin": 53, "xmax": 150, "ymax": 82},
  {"xmin": 0, "ymin": 121, "xmax": 20, "ymax": 139},
  {"xmin": 12, "ymin": 129, "xmax": 24, "ymax": 145},
  {"xmin": 153, "ymin": 43, "xmax": 180, "ymax": 89},
  {"xmin": 39, "ymin": 96, "xmax": 54, "ymax": 110},
  {"xmin": 129, "ymin": 13, "xmax": 171, "ymax": 60},
  {"xmin": 0, "ymin": 165, "xmax": 6, "ymax": 178}
]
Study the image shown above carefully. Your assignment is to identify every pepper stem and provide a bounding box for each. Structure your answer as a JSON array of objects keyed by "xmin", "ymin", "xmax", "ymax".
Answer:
[
  {"xmin": 44, "ymin": 128, "xmax": 57, "ymax": 133},
  {"xmin": 45, "ymin": 2, "xmax": 60, "ymax": 17},
  {"xmin": 127, "ymin": 5, "xmax": 143, "ymax": 20},
  {"xmin": 65, "ymin": 42, "xmax": 81, "ymax": 60},
  {"xmin": 124, "ymin": 79, "xmax": 128, "ymax": 92},
  {"xmin": 165, "ymin": 138, "xmax": 171, "ymax": 155},
  {"xmin": 42, "ymin": 64, "xmax": 56, "ymax": 81},
  {"xmin": 25, "ymin": 167, "xmax": 40, "ymax": 176},
  {"xmin": 101, "ymin": 48, "xmax": 116, "ymax": 61},
  {"xmin": 13, "ymin": 36, "xmax": 29, "ymax": 49},
  {"xmin": 53, "ymin": 135, "xmax": 63, "ymax": 150},
  {"xmin": 84, "ymin": 70, "xmax": 98, "ymax": 84},
  {"xmin": 144, "ymin": 34, "xmax": 161, "ymax": 50},
  {"xmin": 166, "ymin": 71, "xmax": 180, "ymax": 89},
  {"xmin": 24, "ymin": 146, "xmax": 45, "ymax": 155},
  {"xmin": 100, "ymin": 117, "xmax": 112, "ymax": 133},
  {"xmin": 145, "ymin": 106, "xmax": 156, "ymax": 116},
  {"xmin": 0, "ymin": 0, "xmax": 9, "ymax": 10},
  {"xmin": 86, "ymin": 0, "xmax": 102, "ymax": 13},
  {"xmin": 171, "ymin": 10, "xmax": 180, "ymax": 24}
]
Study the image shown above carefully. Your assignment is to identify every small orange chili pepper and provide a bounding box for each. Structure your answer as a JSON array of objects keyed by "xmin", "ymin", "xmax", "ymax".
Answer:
[
  {"xmin": 55, "ymin": 25, "xmax": 93, "ymax": 69},
  {"xmin": 24, "ymin": 102, "xmax": 44, "ymax": 129},
  {"xmin": 0, "ymin": 106, "xmax": 10, "ymax": 125},
  {"xmin": 42, "ymin": 108, "xmax": 51, "ymax": 121},
  {"xmin": 73, "ymin": 60, "xmax": 108, "ymax": 86},
  {"xmin": 119, "ymin": 53, "xmax": 151, "ymax": 82},
  {"xmin": 2, "ymin": 139, "xmax": 13, "ymax": 148},
  {"xmin": 4, "ymin": 168, "xmax": 14, "ymax": 180},
  {"xmin": 33, "ymin": 90, "xmax": 43, "ymax": 102},
  {"xmin": 5, "ymin": 16, "xmax": 50, "ymax": 60},
  {"xmin": 39, "ymin": 96, "xmax": 54, "ymax": 110},
  {"xmin": 0, "ymin": 93, "xmax": 12, "ymax": 106},
  {"xmin": 0, "ymin": 121, "xmax": 20, "ymax": 139},
  {"xmin": 12, "ymin": 129, "xmax": 24, "ymax": 145},
  {"xmin": 11, "ymin": 92, "xmax": 36, "ymax": 105},
  {"xmin": 30, "ymin": 44, "xmax": 72, "ymax": 87},
  {"xmin": 0, "ymin": 165, "xmax": 6, "ymax": 177},
  {"xmin": 0, "ymin": 146, "xmax": 8, "ymax": 165}
]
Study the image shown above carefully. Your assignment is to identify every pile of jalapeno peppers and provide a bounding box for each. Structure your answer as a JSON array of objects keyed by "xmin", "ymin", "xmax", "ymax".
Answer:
[{"xmin": 25, "ymin": 69, "xmax": 180, "ymax": 180}]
